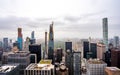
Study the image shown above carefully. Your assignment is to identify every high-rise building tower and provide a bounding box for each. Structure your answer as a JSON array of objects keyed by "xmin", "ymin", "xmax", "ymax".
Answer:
[
  {"xmin": 3, "ymin": 38, "xmax": 8, "ymax": 51},
  {"xmin": 44, "ymin": 31, "xmax": 48, "ymax": 59},
  {"xmin": 29, "ymin": 44, "xmax": 41, "ymax": 63},
  {"xmin": 65, "ymin": 42, "xmax": 72, "ymax": 52},
  {"xmin": 103, "ymin": 18, "xmax": 108, "ymax": 52},
  {"xmin": 113, "ymin": 36, "xmax": 119, "ymax": 48},
  {"xmin": 48, "ymin": 22, "xmax": 54, "ymax": 62},
  {"xmin": 17, "ymin": 28, "xmax": 23, "ymax": 50},
  {"xmin": 0, "ymin": 41, "xmax": 2, "ymax": 48},
  {"xmin": 73, "ymin": 51, "xmax": 81, "ymax": 75},
  {"xmin": 83, "ymin": 41, "xmax": 89, "ymax": 58},
  {"xmin": 31, "ymin": 31, "xmax": 34, "ymax": 39},
  {"xmin": 30, "ymin": 31, "xmax": 36, "ymax": 44}
]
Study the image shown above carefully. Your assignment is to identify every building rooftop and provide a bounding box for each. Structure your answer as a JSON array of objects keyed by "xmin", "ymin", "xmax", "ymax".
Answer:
[
  {"xmin": 0, "ymin": 64, "xmax": 19, "ymax": 73},
  {"xmin": 87, "ymin": 59, "xmax": 106, "ymax": 64},
  {"xmin": 105, "ymin": 67, "xmax": 120, "ymax": 71},
  {"xmin": 39, "ymin": 59, "xmax": 52, "ymax": 64},
  {"xmin": 26, "ymin": 59, "xmax": 54, "ymax": 70},
  {"xmin": 105, "ymin": 67, "xmax": 120, "ymax": 75},
  {"xmin": 25, "ymin": 63, "xmax": 54, "ymax": 70},
  {"xmin": 7, "ymin": 51, "xmax": 30, "ymax": 57}
]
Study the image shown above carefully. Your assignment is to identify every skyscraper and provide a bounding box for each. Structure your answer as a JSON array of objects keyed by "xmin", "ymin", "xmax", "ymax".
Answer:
[
  {"xmin": 113, "ymin": 36, "xmax": 119, "ymax": 48},
  {"xmin": 65, "ymin": 41, "xmax": 72, "ymax": 52},
  {"xmin": 31, "ymin": 31, "xmax": 35, "ymax": 39},
  {"xmin": 3, "ymin": 38, "xmax": 8, "ymax": 50},
  {"xmin": 90, "ymin": 43, "xmax": 97, "ymax": 58},
  {"xmin": 17, "ymin": 28, "xmax": 23, "ymax": 50},
  {"xmin": 29, "ymin": 44, "xmax": 41, "ymax": 63},
  {"xmin": 83, "ymin": 41, "xmax": 89, "ymax": 58},
  {"xmin": 73, "ymin": 51, "xmax": 81, "ymax": 75},
  {"xmin": 65, "ymin": 50, "xmax": 73, "ymax": 75},
  {"xmin": 111, "ymin": 48, "xmax": 120, "ymax": 68},
  {"xmin": 30, "ymin": 31, "xmax": 36, "ymax": 44},
  {"xmin": 0, "ymin": 41, "xmax": 3, "ymax": 48},
  {"xmin": 48, "ymin": 22, "xmax": 54, "ymax": 62},
  {"xmin": 44, "ymin": 31, "xmax": 48, "ymax": 59},
  {"xmin": 103, "ymin": 18, "xmax": 108, "ymax": 52}
]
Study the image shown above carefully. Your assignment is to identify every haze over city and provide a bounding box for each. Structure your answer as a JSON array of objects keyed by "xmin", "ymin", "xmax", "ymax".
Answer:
[{"xmin": 0, "ymin": 0, "xmax": 120, "ymax": 40}]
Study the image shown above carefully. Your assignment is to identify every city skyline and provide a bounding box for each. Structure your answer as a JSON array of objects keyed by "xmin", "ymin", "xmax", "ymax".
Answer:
[{"xmin": 0, "ymin": 0, "xmax": 120, "ymax": 40}]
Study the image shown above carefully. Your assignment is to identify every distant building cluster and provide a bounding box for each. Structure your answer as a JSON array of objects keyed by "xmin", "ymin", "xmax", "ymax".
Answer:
[{"xmin": 0, "ymin": 18, "xmax": 120, "ymax": 75}]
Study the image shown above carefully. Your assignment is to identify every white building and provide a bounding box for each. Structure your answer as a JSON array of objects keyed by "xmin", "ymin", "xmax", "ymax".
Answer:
[
  {"xmin": 86, "ymin": 59, "xmax": 107, "ymax": 75},
  {"xmin": 24, "ymin": 60, "xmax": 55, "ymax": 75}
]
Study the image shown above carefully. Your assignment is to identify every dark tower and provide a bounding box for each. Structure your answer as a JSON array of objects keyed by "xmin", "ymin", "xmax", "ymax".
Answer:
[
  {"xmin": 65, "ymin": 42, "xmax": 72, "ymax": 52},
  {"xmin": 48, "ymin": 22, "xmax": 54, "ymax": 62},
  {"xmin": 44, "ymin": 31, "xmax": 48, "ymax": 59},
  {"xmin": 83, "ymin": 41, "xmax": 89, "ymax": 58}
]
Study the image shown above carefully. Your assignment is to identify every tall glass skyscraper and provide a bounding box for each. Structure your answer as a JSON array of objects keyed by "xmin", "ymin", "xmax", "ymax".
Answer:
[
  {"xmin": 48, "ymin": 22, "xmax": 54, "ymax": 62},
  {"xmin": 30, "ymin": 31, "xmax": 36, "ymax": 44},
  {"xmin": 3, "ymin": 38, "xmax": 8, "ymax": 50},
  {"xmin": 17, "ymin": 28, "xmax": 23, "ymax": 50},
  {"xmin": 113, "ymin": 36, "xmax": 119, "ymax": 48},
  {"xmin": 103, "ymin": 18, "xmax": 108, "ymax": 52}
]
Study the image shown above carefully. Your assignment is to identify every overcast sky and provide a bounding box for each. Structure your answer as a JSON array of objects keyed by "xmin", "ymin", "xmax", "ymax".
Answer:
[{"xmin": 0, "ymin": 0, "xmax": 120, "ymax": 41}]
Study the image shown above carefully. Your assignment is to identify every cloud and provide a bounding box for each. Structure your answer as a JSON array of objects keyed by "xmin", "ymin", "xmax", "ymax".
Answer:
[{"xmin": 64, "ymin": 11, "xmax": 105, "ymax": 23}]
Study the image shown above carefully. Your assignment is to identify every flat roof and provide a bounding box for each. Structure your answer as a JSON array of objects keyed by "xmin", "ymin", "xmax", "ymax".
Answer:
[
  {"xmin": 0, "ymin": 64, "xmax": 19, "ymax": 73},
  {"xmin": 25, "ymin": 63, "xmax": 54, "ymax": 70},
  {"xmin": 87, "ymin": 59, "xmax": 106, "ymax": 64},
  {"xmin": 39, "ymin": 59, "xmax": 52, "ymax": 64},
  {"xmin": 106, "ymin": 67, "xmax": 120, "ymax": 71}
]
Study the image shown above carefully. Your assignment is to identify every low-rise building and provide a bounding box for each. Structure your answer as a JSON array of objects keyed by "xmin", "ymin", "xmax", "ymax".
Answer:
[
  {"xmin": 105, "ymin": 67, "xmax": 120, "ymax": 75},
  {"xmin": 24, "ymin": 59, "xmax": 55, "ymax": 75},
  {"xmin": 86, "ymin": 59, "xmax": 107, "ymax": 75},
  {"xmin": 0, "ymin": 64, "xmax": 20, "ymax": 75}
]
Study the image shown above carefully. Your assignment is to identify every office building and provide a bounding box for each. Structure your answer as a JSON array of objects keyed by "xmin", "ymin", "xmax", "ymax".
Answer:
[
  {"xmin": 17, "ymin": 28, "xmax": 23, "ymax": 50},
  {"xmin": 3, "ymin": 38, "xmax": 8, "ymax": 51},
  {"xmin": 13, "ymin": 41, "xmax": 20, "ymax": 49},
  {"xmin": 0, "ymin": 41, "xmax": 2, "ymax": 48},
  {"xmin": 1, "ymin": 52, "xmax": 11, "ymax": 64},
  {"xmin": 65, "ymin": 50, "xmax": 73, "ymax": 75},
  {"xmin": 8, "ymin": 39, "xmax": 13, "ymax": 49},
  {"xmin": 44, "ymin": 31, "xmax": 48, "ymax": 59},
  {"xmin": 105, "ymin": 67, "xmax": 120, "ymax": 75},
  {"xmin": 103, "ymin": 18, "xmax": 108, "ymax": 52},
  {"xmin": 111, "ymin": 48, "xmax": 120, "ymax": 68},
  {"xmin": 30, "ymin": 54, "xmax": 37, "ymax": 63},
  {"xmin": 31, "ymin": 31, "xmax": 35, "ymax": 39},
  {"xmin": 83, "ymin": 41, "xmax": 89, "ymax": 58},
  {"xmin": 24, "ymin": 60, "xmax": 55, "ymax": 75},
  {"xmin": 7, "ymin": 51, "xmax": 30, "ymax": 75},
  {"xmin": 105, "ymin": 50, "xmax": 111, "ymax": 66},
  {"xmin": 113, "ymin": 36, "xmax": 119, "ymax": 48},
  {"xmin": 97, "ymin": 43, "xmax": 106, "ymax": 60},
  {"xmin": 86, "ymin": 59, "xmax": 107, "ymax": 75},
  {"xmin": 55, "ymin": 48, "xmax": 63, "ymax": 63},
  {"xmin": 48, "ymin": 22, "xmax": 54, "ymax": 62},
  {"xmin": 0, "ymin": 64, "xmax": 20, "ymax": 75},
  {"xmin": 29, "ymin": 44, "xmax": 41, "ymax": 63},
  {"xmin": 24, "ymin": 37, "xmax": 31, "ymax": 51},
  {"xmin": 90, "ymin": 43, "xmax": 97, "ymax": 58},
  {"xmin": 56, "ymin": 64, "xmax": 68, "ymax": 75},
  {"xmin": 65, "ymin": 42, "xmax": 72, "ymax": 52},
  {"xmin": 0, "ymin": 48, "xmax": 3, "ymax": 61},
  {"xmin": 30, "ymin": 31, "xmax": 36, "ymax": 44},
  {"xmin": 73, "ymin": 51, "xmax": 81, "ymax": 75}
]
